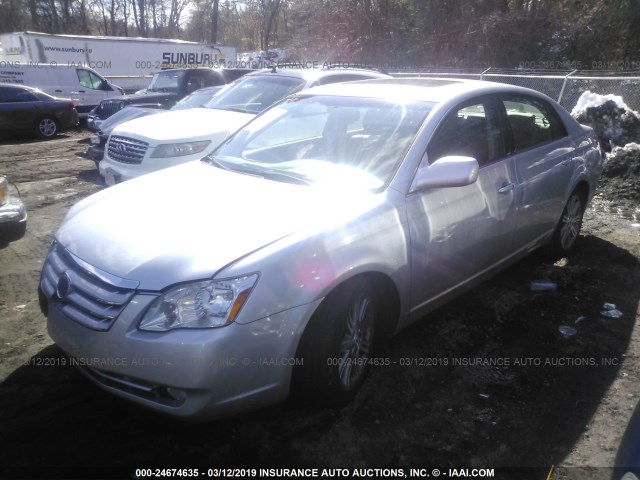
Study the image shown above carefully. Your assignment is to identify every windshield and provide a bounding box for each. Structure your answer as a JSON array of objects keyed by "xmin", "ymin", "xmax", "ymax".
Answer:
[
  {"xmin": 203, "ymin": 75, "xmax": 306, "ymax": 114},
  {"xmin": 147, "ymin": 70, "xmax": 186, "ymax": 93},
  {"xmin": 172, "ymin": 86, "xmax": 223, "ymax": 110},
  {"xmin": 205, "ymin": 95, "xmax": 434, "ymax": 190}
]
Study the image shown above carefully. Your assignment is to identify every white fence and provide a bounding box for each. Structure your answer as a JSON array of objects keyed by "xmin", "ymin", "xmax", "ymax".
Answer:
[{"xmin": 390, "ymin": 68, "xmax": 640, "ymax": 113}]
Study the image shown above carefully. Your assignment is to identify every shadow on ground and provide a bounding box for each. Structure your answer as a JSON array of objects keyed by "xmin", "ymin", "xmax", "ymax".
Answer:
[{"xmin": 0, "ymin": 235, "xmax": 638, "ymax": 477}]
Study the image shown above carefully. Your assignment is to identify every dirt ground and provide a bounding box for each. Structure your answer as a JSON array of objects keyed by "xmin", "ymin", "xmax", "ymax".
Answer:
[{"xmin": 0, "ymin": 129, "xmax": 639, "ymax": 480}]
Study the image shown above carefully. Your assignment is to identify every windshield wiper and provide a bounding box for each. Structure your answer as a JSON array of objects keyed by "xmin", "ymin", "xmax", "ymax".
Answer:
[
  {"xmin": 203, "ymin": 156, "xmax": 234, "ymax": 172},
  {"xmin": 212, "ymin": 103, "xmax": 261, "ymax": 114},
  {"xmin": 257, "ymin": 169, "xmax": 312, "ymax": 185},
  {"xmin": 204, "ymin": 158, "xmax": 311, "ymax": 185},
  {"xmin": 235, "ymin": 163, "xmax": 312, "ymax": 185}
]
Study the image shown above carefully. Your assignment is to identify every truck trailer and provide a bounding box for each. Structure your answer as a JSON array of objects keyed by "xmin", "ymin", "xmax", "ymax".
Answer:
[{"xmin": 0, "ymin": 32, "xmax": 237, "ymax": 91}]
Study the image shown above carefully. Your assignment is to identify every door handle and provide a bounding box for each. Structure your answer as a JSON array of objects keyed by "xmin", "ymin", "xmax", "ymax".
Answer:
[
  {"xmin": 561, "ymin": 158, "xmax": 572, "ymax": 166},
  {"xmin": 54, "ymin": 89, "xmax": 62, "ymax": 92},
  {"xmin": 498, "ymin": 182, "xmax": 515, "ymax": 194}
]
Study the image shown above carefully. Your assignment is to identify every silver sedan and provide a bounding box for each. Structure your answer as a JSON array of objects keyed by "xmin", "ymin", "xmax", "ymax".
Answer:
[{"xmin": 39, "ymin": 79, "xmax": 603, "ymax": 419}]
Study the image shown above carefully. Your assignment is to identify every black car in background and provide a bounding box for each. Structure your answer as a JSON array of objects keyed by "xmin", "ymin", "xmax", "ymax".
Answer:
[
  {"xmin": 0, "ymin": 84, "xmax": 78, "ymax": 139},
  {"xmin": 87, "ymin": 68, "xmax": 252, "ymax": 131}
]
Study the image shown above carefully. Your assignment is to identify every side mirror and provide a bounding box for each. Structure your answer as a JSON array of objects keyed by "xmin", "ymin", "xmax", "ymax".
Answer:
[{"xmin": 411, "ymin": 156, "xmax": 479, "ymax": 191}]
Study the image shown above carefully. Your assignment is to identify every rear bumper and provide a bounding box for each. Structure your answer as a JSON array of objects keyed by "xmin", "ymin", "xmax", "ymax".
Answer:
[
  {"xmin": 0, "ymin": 197, "xmax": 27, "ymax": 242},
  {"xmin": 60, "ymin": 110, "xmax": 79, "ymax": 131},
  {"xmin": 0, "ymin": 197, "xmax": 27, "ymax": 226}
]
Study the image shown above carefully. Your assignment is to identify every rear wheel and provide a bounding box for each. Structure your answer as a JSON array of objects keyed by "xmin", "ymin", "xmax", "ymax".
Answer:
[
  {"xmin": 294, "ymin": 277, "xmax": 379, "ymax": 406},
  {"xmin": 552, "ymin": 190, "xmax": 586, "ymax": 255},
  {"xmin": 35, "ymin": 117, "xmax": 58, "ymax": 139}
]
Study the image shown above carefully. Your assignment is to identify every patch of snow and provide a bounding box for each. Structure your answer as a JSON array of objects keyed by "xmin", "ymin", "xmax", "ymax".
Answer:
[
  {"xmin": 610, "ymin": 142, "xmax": 640, "ymax": 154},
  {"xmin": 571, "ymin": 91, "xmax": 630, "ymax": 117},
  {"xmin": 572, "ymin": 93, "xmax": 640, "ymax": 150}
]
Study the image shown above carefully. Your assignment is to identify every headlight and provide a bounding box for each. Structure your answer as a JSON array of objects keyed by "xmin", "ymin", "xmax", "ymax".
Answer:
[
  {"xmin": 151, "ymin": 140, "xmax": 211, "ymax": 158},
  {"xmin": 0, "ymin": 176, "xmax": 7, "ymax": 206},
  {"xmin": 139, "ymin": 274, "xmax": 258, "ymax": 331}
]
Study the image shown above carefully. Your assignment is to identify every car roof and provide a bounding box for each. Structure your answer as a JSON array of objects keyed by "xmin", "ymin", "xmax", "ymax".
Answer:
[
  {"xmin": 245, "ymin": 67, "xmax": 390, "ymax": 82},
  {"xmin": 0, "ymin": 82, "xmax": 37, "ymax": 91},
  {"xmin": 296, "ymin": 77, "xmax": 556, "ymax": 104}
]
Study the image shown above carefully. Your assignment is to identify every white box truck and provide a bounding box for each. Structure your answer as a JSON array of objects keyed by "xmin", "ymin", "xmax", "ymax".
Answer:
[
  {"xmin": 0, "ymin": 62, "xmax": 124, "ymax": 116},
  {"xmin": 0, "ymin": 31, "xmax": 237, "ymax": 92}
]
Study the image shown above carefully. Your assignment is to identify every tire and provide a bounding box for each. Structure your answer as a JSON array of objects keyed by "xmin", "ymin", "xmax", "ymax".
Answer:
[
  {"xmin": 35, "ymin": 117, "xmax": 58, "ymax": 139},
  {"xmin": 551, "ymin": 190, "xmax": 586, "ymax": 255},
  {"xmin": 294, "ymin": 277, "xmax": 379, "ymax": 406},
  {"xmin": 0, "ymin": 220, "xmax": 26, "ymax": 244}
]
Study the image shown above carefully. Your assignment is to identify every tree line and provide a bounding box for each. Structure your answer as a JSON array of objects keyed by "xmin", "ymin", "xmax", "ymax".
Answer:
[{"xmin": 1, "ymin": 0, "xmax": 638, "ymax": 69}]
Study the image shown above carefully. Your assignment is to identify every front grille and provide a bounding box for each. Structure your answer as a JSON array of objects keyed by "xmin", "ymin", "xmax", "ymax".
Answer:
[
  {"xmin": 40, "ymin": 241, "xmax": 137, "ymax": 331},
  {"xmin": 98, "ymin": 100, "xmax": 125, "ymax": 119},
  {"xmin": 107, "ymin": 136, "xmax": 149, "ymax": 164}
]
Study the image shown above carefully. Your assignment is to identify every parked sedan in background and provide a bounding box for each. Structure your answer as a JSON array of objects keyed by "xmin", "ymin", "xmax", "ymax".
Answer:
[
  {"xmin": 0, "ymin": 84, "xmax": 78, "ymax": 139},
  {"xmin": 40, "ymin": 79, "xmax": 603, "ymax": 420},
  {"xmin": 87, "ymin": 86, "xmax": 224, "ymax": 164},
  {"xmin": 98, "ymin": 67, "xmax": 390, "ymax": 185}
]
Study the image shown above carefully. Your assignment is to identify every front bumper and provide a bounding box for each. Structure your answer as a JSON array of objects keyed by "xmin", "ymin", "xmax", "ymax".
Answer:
[
  {"xmin": 86, "ymin": 115, "xmax": 103, "ymax": 132},
  {"xmin": 98, "ymin": 153, "xmax": 202, "ymax": 185},
  {"xmin": 88, "ymin": 145, "xmax": 105, "ymax": 161},
  {"xmin": 45, "ymin": 287, "xmax": 319, "ymax": 420},
  {"xmin": 87, "ymin": 134, "xmax": 107, "ymax": 162}
]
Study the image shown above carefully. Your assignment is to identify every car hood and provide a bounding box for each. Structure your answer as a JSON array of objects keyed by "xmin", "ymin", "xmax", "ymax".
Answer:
[
  {"xmin": 57, "ymin": 161, "xmax": 380, "ymax": 291},
  {"xmin": 100, "ymin": 108, "xmax": 161, "ymax": 135},
  {"xmin": 112, "ymin": 108, "xmax": 254, "ymax": 144}
]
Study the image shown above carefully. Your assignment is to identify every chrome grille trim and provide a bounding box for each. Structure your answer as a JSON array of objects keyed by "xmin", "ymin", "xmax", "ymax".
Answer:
[
  {"xmin": 40, "ymin": 241, "xmax": 138, "ymax": 331},
  {"xmin": 107, "ymin": 136, "xmax": 149, "ymax": 164},
  {"xmin": 98, "ymin": 100, "xmax": 124, "ymax": 119}
]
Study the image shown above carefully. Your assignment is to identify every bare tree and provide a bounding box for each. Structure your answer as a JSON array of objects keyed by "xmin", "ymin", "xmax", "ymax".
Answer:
[
  {"xmin": 260, "ymin": 0, "xmax": 282, "ymax": 50},
  {"xmin": 210, "ymin": 0, "xmax": 219, "ymax": 42}
]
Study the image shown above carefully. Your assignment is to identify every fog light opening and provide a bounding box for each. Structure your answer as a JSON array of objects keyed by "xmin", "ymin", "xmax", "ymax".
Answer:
[{"xmin": 155, "ymin": 386, "xmax": 188, "ymax": 405}]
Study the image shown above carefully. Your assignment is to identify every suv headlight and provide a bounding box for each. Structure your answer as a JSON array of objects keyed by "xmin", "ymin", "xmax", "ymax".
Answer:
[
  {"xmin": 139, "ymin": 274, "xmax": 258, "ymax": 331},
  {"xmin": 151, "ymin": 140, "xmax": 211, "ymax": 158}
]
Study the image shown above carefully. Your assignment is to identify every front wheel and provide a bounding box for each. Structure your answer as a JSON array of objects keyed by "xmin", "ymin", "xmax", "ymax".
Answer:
[
  {"xmin": 35, "ymin": 117, "xmax": 58, "ymax": 139},
  {"xmin": 552, "ymin": 191, "xmax": 586, "ymax": 255},
  {"xmin": 294, "ymin": 278, "xmax": 379, "ymax": 406}
]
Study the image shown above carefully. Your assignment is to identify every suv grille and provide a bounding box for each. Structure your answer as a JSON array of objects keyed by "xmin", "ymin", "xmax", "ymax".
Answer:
[
  {"xmin": 40, "ymin": 241, "xmax": 138, "ymax": 331},
  {"xmin": 107, "ymin": 136, "xmax": 149, "ymax": 164},
  {"xmin": 98, "ymin": 100, "xmax": 125, "ymax": 119}
]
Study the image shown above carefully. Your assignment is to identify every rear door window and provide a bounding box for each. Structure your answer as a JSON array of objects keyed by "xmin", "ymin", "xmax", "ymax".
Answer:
[
  {"xmin": 500, "ymin": 94, "xmax": 568, "ymax": 154},
  {"xmin": 0, "ymin": 87, "xmax": 38, "ymax": 102}
]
